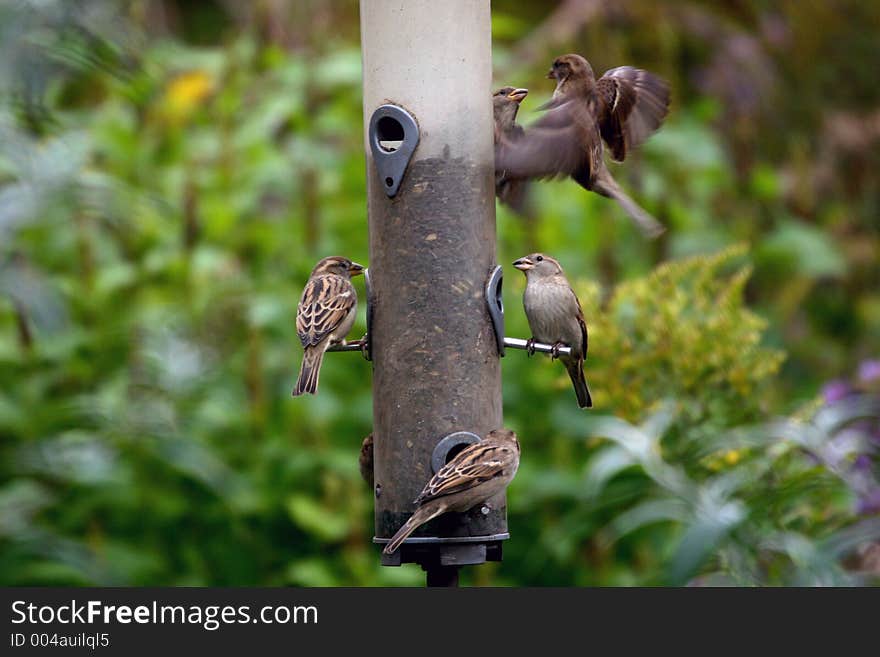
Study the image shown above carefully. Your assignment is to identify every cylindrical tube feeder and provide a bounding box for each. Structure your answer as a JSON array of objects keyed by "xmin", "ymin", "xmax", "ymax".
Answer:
[{"xmin": 359, "ymin": 0, "xmax": 504, "ymax": 579}]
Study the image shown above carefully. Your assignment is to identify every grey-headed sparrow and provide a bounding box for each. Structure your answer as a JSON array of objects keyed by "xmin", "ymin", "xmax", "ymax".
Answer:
[
  {"xmin": 292, "ymin": 256, "xmax": 364, "ymax": 396},
  {"xmin": 383, "ymin": 429, "xmax": 520, "ymax": 555},
  {"xmin": 495, "ymin": 54, "xmax": 669, "ymax": 238},
  {"xmin": 514, "ymin": 253, "xmax": 592, "ymax": 409}
]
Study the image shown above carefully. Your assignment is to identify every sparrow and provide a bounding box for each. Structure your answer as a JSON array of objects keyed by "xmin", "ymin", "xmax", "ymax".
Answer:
[
  {"xmin": 513, "ymin": 253, "xmax": 592, "ymax": 409},
  {"xmin": 383, "ymin": 429, "xmax": 520, "ymax": 555},
  {"xmin": 292, "ymin": 256, "xmax": 364, "ymax": 396},
  {"xmin": 359, "ymin": 433, "xmax": 374, "ymax": 489},
  {"xmin": 495, "ymin": 54, "xmax": 670, "ymax": 238},
  {"xmin": 493, "ymin": 86, "xmax": 531, "ymax": 213}
]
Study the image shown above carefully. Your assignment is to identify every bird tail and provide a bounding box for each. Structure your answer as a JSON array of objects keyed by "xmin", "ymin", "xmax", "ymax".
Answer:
[
  {"xmin": 592, "ymin": 171, "xmax": 665, "ymax": 238},
  {"xmin": 565, "ymin": 358, "xmax": 593, "ymax": 409},
  {"xmin": 292, "ymin": 347, "xmax": 325, "ymax": 396},
  {"xmin": 383, "ymin": 506, "xmax": 445, "ymax": 555}
]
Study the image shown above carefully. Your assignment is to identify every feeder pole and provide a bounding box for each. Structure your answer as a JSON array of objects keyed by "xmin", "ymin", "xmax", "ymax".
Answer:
[{"xmin": 359, "ymin": 1, "xmax": 504, "ymax": 586}]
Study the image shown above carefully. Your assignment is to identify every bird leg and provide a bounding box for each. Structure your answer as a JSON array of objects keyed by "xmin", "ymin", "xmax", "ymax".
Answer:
[
  {"xmin": 550, "ymin": 341, "xmax": 565, "ymax": 360},
  {"xmin": 525, "ymin": 338, "xmax": 536, "ymax": 356},
  {"xmin": 339, "ymin": 336, "xmax": 370, "ymax": 358}
]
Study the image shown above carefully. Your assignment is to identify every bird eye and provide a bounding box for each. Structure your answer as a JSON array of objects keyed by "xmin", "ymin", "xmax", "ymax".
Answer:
[{"xmin": 536, "ymin": 255, "xmax": 544, "ymax": 262}]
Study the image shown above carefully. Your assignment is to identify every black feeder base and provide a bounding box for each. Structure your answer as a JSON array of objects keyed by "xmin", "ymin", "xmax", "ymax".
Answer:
[{"xmin": 374, "ymin": 534, "xmax": 509, "ymax": 568}]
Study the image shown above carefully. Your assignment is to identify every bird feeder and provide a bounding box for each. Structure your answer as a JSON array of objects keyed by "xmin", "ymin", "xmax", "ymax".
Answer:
[{"xmin": 358, "ymin": 0, "xmax": 503, "ymax": 586}]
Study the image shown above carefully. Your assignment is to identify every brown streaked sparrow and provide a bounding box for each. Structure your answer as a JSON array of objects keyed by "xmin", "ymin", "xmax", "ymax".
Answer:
[
  {"xmin": 383, "ymin": 429, "xmax": 520, "ymax": 555},
  {"xmin": 292, "ymin": 256, "xmax": 364, "ymax": 396}
]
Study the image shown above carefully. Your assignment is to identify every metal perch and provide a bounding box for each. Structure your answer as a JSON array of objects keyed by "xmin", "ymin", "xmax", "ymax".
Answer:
[
  {"xmin": 328, "ymin": 336, "xmax": 572, "ymax": 357},
  {"xmin": 503, "ymin": 337, "xmax": 573, "ymax": 357}
]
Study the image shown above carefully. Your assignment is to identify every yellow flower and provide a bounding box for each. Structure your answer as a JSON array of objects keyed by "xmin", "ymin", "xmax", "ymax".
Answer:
[{"xmin": 161, "ymin": 70, "xmax": 214, "ymax": 122}]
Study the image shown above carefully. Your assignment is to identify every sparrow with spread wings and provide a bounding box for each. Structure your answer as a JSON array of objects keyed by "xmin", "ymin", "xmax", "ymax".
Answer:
[
  {"xmin": 292, "ymin": 256, "xmax": 364, "ymax": 396},
  {"xmin": 383, "ymin": 429, "xmax": 521, "ymax": 555},
  {"xmin": 495, "ymin": 54, "xmax": 670, "ymax": 237}
]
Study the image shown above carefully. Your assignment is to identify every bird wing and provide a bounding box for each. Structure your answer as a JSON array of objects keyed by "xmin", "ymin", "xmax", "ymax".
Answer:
[
  {"xmin": 494, "ymin": 98, "xmax": 597, "ymax": 180},
  {"xmin": 414, "ymin": 440, "xmax": 517, "ymax": 505},
  {"xmin": 296, "ymin": 274, "xmax": 356, "ymax": 348},
  {"xmin": 574, "ymin": 291, "xmax": 589, "ymax": 356},
  {"xmin": 594, "ymin": 66, "xmax": 670, "ymax": 162},
  {"xmin": 552, "ymin": 277, "xmax": 588, "ymax": 356}
]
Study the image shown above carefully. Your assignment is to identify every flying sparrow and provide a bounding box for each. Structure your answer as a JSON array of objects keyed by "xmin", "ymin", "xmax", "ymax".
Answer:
[
  {"xmin": 495, "ymin": 54, "xmax": 670, "ymax": 238},
  {"xmin": 383, "ymin": 429, "xmax": 521, "ymax": 555},
  {"xmin": 493, "ymin": 86, "xmax": 530, "ymax": 213},
  {"xmin": 513, "ymin": 253, "xmax": 593, "ymax": 409},
  {"xmin": 359, "ymin": 433, "xmax": 374, "ymax": 489},
  {"xmin": 292, "ymin": 256, "xmax": 364, "ymax": 396}
]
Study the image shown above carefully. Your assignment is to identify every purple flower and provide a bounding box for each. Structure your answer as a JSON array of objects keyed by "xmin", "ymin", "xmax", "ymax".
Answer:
[
  {"xmin": 822, "ymin": 379, "xmax": 852, "ymax": 404},
  {"xmin": 856, "ymin": 488, "xmax": 880, "ymax": 516},
  {"xmin": 853, "ymin": 454, "xmax": 873, "ymax": 473},
  {"xmin": 858, "ymin": 359, "xmax": 880, "ymax": 384}
]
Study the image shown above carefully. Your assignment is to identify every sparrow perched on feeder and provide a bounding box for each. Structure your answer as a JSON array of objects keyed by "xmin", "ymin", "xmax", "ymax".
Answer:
[
  {"xmin": 495, "ymin": 54, "xmax": 670, "ymax": 238},
  {"xmin": 514, "ymin": 253, "xmax": 592, "ymax": 409},
  {"xmin": 292, "ymin": 256, "xmax": 364, "ymax": 396},
  {"xmin": 493, "ymin": 86, "xmax": 530, "ymax": 213},
  {"xmin": 383, "ymin": 429, "xmax": 520, "ymax": 555},
  {"xmin": 359, "ymin": 433, "xmax": 374, "ymax": 489}
]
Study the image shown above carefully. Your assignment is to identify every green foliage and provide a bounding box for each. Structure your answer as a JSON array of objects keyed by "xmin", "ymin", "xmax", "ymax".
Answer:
[
  {"xmin": 580, "ymin": 245, "xmax": 785, "ymax": 421},
  {"xmin": 543, "ymin": 399, "xmax": 878, "ymax": 586},
  {"xmin": 2, "ymin": 0, "xmax": 879, "ymax": 586},
  {"xmin": 501, "ymin": 255, "xmax": 878, "ymax": 585}
]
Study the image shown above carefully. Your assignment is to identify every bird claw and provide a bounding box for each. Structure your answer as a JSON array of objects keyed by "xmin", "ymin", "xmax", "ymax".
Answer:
[
  {"xmin": 344, "ymin": 336, "xmax": 368, "ymax": 354},
  {"xmin": 550, "ymin": 342, "xmax": 565, "ymax": 360},
  {"xmin": 526, "ymin": 338, "xmax": 536, "ymax": 357}
]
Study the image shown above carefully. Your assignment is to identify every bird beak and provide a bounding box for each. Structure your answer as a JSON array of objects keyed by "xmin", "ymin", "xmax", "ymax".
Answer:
[
  {"xmin": 507, "ymin": 88, "xmax": 528, "ymax": 103},
  {"xmin": 348, "ymin": 262, "xmax": 365, "ymax": 276},
  {"xmin": 513, "ymin": 257, "xmax": 534, "ymax": 271},
  {"xmin": 546, "ymin": 68, "xmax": 555, "ymax": 80}
]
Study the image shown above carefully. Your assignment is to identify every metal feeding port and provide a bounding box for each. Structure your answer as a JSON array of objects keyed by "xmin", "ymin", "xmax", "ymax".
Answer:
[
  {"xmin": 485, "ymin": 266, "xmax": 505, "ymax": 356},
  {"xmin": 368, "ymin": 104, "xmax": 419, "ymax": 197},
  {"xmin": 430, "ymin": 431, "xmax": 481, "ymax": 473}
]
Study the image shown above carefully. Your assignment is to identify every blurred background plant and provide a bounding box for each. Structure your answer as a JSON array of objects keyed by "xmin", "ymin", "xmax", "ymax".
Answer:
[{"xmin": 1, "ymin": 0, "xmax": 878, "ymax": 586}]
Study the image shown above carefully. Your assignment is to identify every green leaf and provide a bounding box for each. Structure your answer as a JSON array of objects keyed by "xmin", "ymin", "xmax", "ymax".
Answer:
[
  {"xmin": 582, "ymin": 446, "xmax": 637, "ymax": 499},
  {"xmin": 285, "ymin": 558, "xmax": 339, "ymax": 586},
  {"xmin": 759, "ymin": 221, "xmax": 847, "ymax": 279},
  {"xmin": 285, "ymin": 494, "xmax": 350, "ymax": 543},
  {"xmin": 668, "ymin": 499, "xmax": 746, "ymax": 585},
  {"xmin": 608, "ymin": 498, "xmax": 689, "ymax": 541},
  {"xmin": 0, "ymin": 479, "xmax": 55, "ymax": 537}
]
